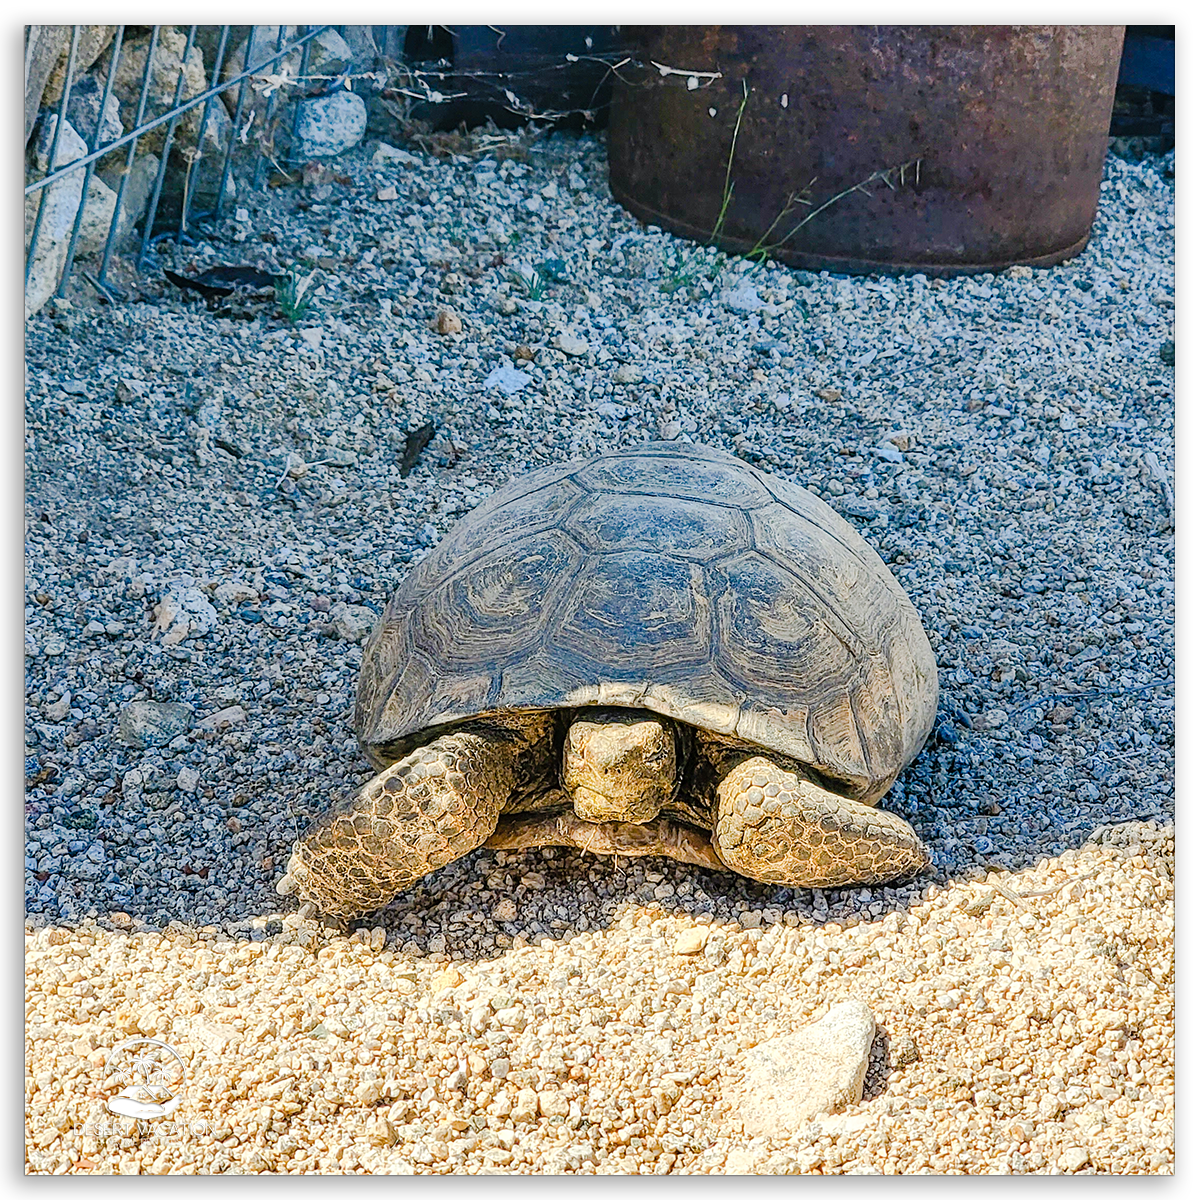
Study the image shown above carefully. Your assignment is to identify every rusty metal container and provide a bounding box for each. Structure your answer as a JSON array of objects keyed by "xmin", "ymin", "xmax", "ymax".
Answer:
[{"xmin": 609, "ymin": 26, "xmax": 1125, "ymax": 275}]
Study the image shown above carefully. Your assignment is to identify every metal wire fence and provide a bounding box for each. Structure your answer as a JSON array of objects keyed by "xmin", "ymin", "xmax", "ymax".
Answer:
[
  {"xmin": 24, "ymin": 24, "xmax": 333, "ymax": 306},
  {"xmin": 23, "ymin": 24, "xmax": 639, "ymax": 312}
]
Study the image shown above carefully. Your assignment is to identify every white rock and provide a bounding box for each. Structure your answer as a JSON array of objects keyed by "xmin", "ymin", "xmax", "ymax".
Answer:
[
  {"xmin": 721, "ymin": 283, "xmax": 765, "ymax": 313},
  {"xmin": 538, "ymin": 1090, "xmax": 570, "ymax": 1118},
  {"xmin": 24, "ymin": 116, "xmax": 86, "ymax": 317},
  {"xmin": 197, "ymin": 705, "xmax": 248, "ymax": 732},
  {"xmin": 724, "ymin": 1147, "xmax": 762, "ymax": 1173},
  {"xmin": 1057, "ymin": 1146, "xmax": 1091, "ymax": 1172},
  {"xmin": 189, "ymin": 1017, "xmax": 238, "ymax": 1054},
  {"xmin": 484, "ymin": 363, "xmax": 531, "ymax": 395},
  {"xmin": 814, "ymin": 1110, "xmax": 874, "ymax": 1136},
  {"xmin": 494, "ymin": 1006, "xmax": 527, "ymax": 1031},
  {"xmin": 294, "ymin": 91, "xmax": 367, "ymax": 158},
  {"xmin": 729, "ymin": 1000, "xmax": 876, "ymax": 1136},
  {"xmin": 213, "ymin": 579, "xmax": 259, "ymax": 608},
  {"xmin": 613, "ymin": 363, "xmax": 643, "ymax": 385},
  {"xmin": 152, "ymin": 582, "xmax": 219, "ymax": 645},
  {"xmin": 674, "ymin": 927, "xmax": 708, "ymax": 955},
  {"xmin": 372, "ymin": 142, "xmax": 422, "ymax": 167},
  {"xmin": 328, "ymin": 602, "xmax": 377, "ymax": 643},
  {"xmin": 176, "ymin": 766, "xmax": 200, "ymax": 792},
  {"xmin": 512, "ymin": 1088, "xmax": 539, "ymax": 1123},
  {"xmin": 552, "ymin": 332, "xmax": 589, "ymax": 356}
]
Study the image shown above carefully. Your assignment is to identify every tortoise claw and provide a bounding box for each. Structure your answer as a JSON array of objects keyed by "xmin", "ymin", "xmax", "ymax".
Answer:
[{"xmin": 274, "ymin": 851, "xmax": 302, "ymax": 895}]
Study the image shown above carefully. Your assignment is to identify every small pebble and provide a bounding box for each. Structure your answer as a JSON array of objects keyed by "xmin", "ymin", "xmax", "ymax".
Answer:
[
  {"xmin": 435, "ymin": 309, "xmax": 462, "ymax": 335},
  {"xmin": 674, "ymin": 927, "xmax": 708, "ymax": 955}
]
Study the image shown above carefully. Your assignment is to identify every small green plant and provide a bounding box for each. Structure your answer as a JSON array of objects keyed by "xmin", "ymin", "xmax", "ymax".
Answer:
[
  {"xmin": 659, "ymin": 81, "xmax": 749, "ymax": 292},
  {"xmin": 711, "ymin": 79, "xmax": 750, "ymax": 247},
  {"xmin": 659, "ymin": 77, "xmax": 921, "ymax": 282},
  {"xmin": 509, "ymin": 266, "xmax": 548, "ymax": 301},
  {"xmin": 746, "ymin": 159, "xmax": 922, "ymax": 264},
  {"xmin": 538, "ymin": 256, "xmax": 569, "ymax": 282},
  {"xmin": 659, "ymin": 243, "xmax": 699, "ymax": 293},
  {"xmin": 275, "ymin": 263, "xmax": 319, "ymax": 324}
]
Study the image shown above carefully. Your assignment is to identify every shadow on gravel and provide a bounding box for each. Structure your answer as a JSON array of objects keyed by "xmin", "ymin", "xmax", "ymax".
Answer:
[
  {"xmin": 23, "ymin": 630, "xmax": 1176, "ymax": 954},
  {"xmin": 25, "ymin": 712, "xmax": 1174, "ymax": 954}
]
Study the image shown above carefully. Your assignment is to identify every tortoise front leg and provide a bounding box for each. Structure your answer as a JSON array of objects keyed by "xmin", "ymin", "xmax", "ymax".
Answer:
[
  {"xmin": 277, "ymin": 725, "xmax": 517, "ymax": 918},
  {"xmin": 711, "ymin": 756, "xmax": 928, "ymax": 888}
]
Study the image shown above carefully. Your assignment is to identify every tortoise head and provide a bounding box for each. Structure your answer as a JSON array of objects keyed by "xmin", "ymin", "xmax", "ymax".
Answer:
[{"xmin": 561, "ymin": 708, "xmax": 676, "ymax": 825}]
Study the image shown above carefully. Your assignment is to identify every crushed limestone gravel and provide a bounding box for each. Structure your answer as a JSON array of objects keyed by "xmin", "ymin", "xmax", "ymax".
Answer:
[{"xmin": 24, "ymin": 128, "xmax": 1173, "ymax": 1174}]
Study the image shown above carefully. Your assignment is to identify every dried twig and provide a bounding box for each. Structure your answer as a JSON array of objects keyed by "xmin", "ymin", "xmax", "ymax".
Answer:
[
  {"xmin": 749, "ymin": 159, "xmax": 922, "ymax": 260},
  {"xmin": 978, "ymin": 868, "xmax": 1101, "ymax": 912},
  {"xmin": 1017, "ymin": 870, "xmax": 1100, "ymax": 900}
]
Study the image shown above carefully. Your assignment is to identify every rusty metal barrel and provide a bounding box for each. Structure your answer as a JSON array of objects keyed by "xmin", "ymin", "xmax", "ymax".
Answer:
[{"xmin": 608, "ymin": 26, "xmax": 1125, "ymax": 276}]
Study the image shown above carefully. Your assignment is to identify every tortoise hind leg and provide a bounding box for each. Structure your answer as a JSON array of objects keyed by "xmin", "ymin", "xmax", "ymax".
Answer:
[
  {"xmin": 278, "ymin": 725, "xmax": 518, "ymax": 918},
  {"xmin": 712, "ymin": 756, "xmax": 928, "ymax": 888}
]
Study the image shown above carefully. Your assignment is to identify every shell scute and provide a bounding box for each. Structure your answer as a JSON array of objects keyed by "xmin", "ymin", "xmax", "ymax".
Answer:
[{"xmin": 357, "ymin": 443, "xmax": 937, "ymax": 795}]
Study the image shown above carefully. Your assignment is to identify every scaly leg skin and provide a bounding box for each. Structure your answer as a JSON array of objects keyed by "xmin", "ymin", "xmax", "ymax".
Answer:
[
  {"xmin": 712, "ymin": 756, "xmax": 929, "ymax": 888},
  {"xmin": 277, "ymin": 726, "xmax": 517, "ymax": 918}
]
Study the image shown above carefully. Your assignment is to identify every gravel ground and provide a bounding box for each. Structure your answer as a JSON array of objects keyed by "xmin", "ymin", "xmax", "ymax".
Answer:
[{"xmin": 24, "ymin": 129, "xmax": 1174, "ymax": 1174}]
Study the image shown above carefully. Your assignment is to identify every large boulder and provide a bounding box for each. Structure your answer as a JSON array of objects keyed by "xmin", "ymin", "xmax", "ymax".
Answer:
[
  {"xmin": 64, "ymin": 74, "xmax": 123, "ymax": 150},
  {"xmin": 24, "ymin": 27, "xmax": 69, "ymax": 145},
  {"xmin": 339, "ymin": 27, "xmax": 379, "ymax": 73},
  {"xmin": 25, "ymin": 25, "xmax": 116, "ymax": 144},
  {"xmin": 24, "ymin": 114, "xmax": 161, "ymax": 316},
  {"xmin": 293, "ymin": 91, "xmax": 367, "ymax": 159},
  {"xmin": 95, "ymin": 27, "xmax": 208, "ymax": 158},
  {"xmin": 25, "ymin": 117, "xmax": 89, "ymax": 317},
  {"xmin": 95, "ymin": 152, "xmax": 162, "ymax": 248},
  {"xmin": 41, "ymin": 25, "xmax": 117, "ymax": 107},
  {"xmin": 92, "ymin": 28, "xmax": 237, "ymax": 217}
]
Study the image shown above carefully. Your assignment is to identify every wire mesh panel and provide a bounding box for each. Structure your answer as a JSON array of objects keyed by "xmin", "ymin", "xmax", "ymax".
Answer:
[
  {"xmin": 23, "ymin": 23, "xmax": 634, "ymax": 314},
  {"xmin": 23, "ymin": 24, "xmax": 333, "ymax": 311}
]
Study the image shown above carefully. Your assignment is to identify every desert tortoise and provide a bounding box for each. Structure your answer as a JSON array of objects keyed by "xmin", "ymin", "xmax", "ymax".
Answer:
[{"xmin": 279, "ymin": 442, "xmax": 938, "ymax": 917}]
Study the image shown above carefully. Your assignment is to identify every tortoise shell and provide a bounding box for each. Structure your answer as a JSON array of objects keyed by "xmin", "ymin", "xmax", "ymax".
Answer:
[{"xmin": 356, "ymin": 442, "xmax": 938, "ymax": 803}]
